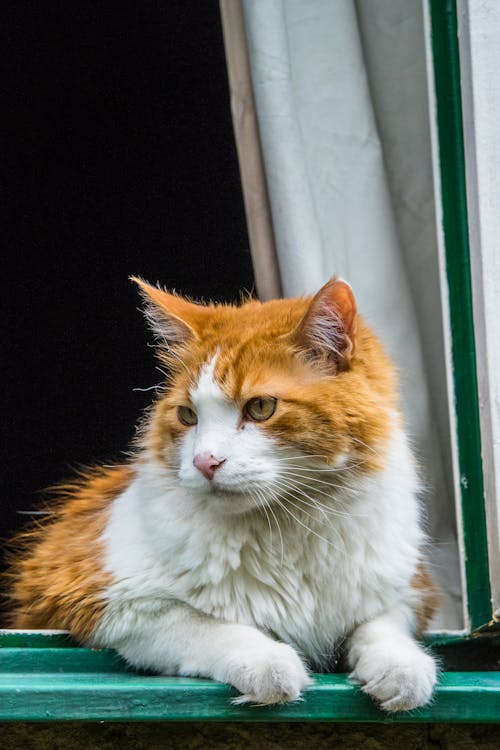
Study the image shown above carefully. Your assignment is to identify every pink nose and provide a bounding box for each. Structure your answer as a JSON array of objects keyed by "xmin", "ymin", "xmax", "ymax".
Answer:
[{"xmin": 193, "ymin": 452, "xmax": 226, "ymax": 480}]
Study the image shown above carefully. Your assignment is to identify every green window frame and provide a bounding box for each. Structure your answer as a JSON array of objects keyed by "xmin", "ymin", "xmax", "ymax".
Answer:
[
  {"xmin": 430, "ymin": 0, "xmax": 494, "ymax": 634},
  {"xmin": 0, "ymin": 631, "xmax": 499, "ymax": 722},
  {"xmin": 1, "ymin": 0, "xmax": 499, "ymax": 723}
]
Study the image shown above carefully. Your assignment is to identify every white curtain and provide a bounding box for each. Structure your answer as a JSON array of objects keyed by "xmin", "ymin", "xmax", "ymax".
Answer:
[{"xmin": 224, "ymin": 0, "xmax": 462, "ymax": 627}]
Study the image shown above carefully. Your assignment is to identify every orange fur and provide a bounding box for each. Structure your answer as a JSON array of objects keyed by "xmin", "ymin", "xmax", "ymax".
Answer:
[
  {"xmin": 5, "ymin": 466, "xmax": 133, "ymax": 639},
  {"xmin": 412, "ymin": 563, "xmax": 439, "ymax": 635}
]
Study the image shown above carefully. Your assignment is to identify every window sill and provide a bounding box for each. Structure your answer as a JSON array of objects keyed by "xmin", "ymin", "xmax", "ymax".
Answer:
[{"xmin": 1, "ymin": 633, "xmax": 499, "ymax": 722}]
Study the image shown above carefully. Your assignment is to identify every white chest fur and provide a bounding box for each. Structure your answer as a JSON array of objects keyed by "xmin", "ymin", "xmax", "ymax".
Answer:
[{"xmin": 99, "ymin": 429, "xmax": 423, "ymax": 668}]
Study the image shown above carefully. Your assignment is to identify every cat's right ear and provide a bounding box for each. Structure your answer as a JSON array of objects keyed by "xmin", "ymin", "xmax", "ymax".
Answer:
[
  {"xmin": 131, "ymin": 277, "xmax": 203, "ymax": 346},
  {"xmin": 294, "ymin": 277, "xmax": 357, "ymax": 370}
]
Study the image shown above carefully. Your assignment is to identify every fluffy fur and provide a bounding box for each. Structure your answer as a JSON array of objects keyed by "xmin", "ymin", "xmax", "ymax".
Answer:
[{"xmin": 6, "ymin": 277, "xmax": 438, "ymax": 711}]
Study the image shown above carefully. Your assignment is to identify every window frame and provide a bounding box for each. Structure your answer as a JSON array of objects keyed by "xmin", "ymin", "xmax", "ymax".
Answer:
[
  {"xmin": 428, "ymin": 0, "xmax": 496, "ymax": 632},
  {"xmin": 455, "ymin": 0, "xmax": 500, "ymax": 622}
]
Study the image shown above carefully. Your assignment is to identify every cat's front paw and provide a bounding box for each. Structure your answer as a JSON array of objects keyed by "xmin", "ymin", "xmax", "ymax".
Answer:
[
  {"xmin": 228, "ymin": 641, "xmax": 312, "ymax": 705},
  {"xmin": 350, "ymin": 644, "xmax": 437, "ymax": 712}
]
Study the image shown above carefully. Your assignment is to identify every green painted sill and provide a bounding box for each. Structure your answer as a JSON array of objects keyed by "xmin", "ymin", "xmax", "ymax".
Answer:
[{"xmin": 0, "ymin": 633, "xmax": 499, "ymax": 722}]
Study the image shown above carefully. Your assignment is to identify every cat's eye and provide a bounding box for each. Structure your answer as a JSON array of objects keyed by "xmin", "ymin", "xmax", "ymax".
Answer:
[
  {"xmin": 244, "ymin": 397, "xmax": 277, "ymax": 422},
  {"xmin": 177, "ymin": 406, "xmax": 198, "ymax": 426}
]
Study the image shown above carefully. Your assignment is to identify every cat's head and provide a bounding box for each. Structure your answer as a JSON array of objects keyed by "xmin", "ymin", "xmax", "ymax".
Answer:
[{"xmin": 134, "ymin": 277, "xmax": 396, "ymax": 515}]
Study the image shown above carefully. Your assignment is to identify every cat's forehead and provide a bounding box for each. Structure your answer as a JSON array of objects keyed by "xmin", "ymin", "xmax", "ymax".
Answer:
[
  {"xmin": 187, "ymin": 343, "xmax": 314, "ymax": 404},
  {"xmin": 197, "ymin": 296, "xmax": 308, "ymax": 341},
  {"xmin": 170, "ymin": 297, "xmax": 316, "ymax": 399}
]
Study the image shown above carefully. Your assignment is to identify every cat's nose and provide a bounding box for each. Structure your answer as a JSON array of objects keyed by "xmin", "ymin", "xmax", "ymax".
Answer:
[{"xmin": 193, "ymin": 452, "xmax": 226, "ymax": 481}]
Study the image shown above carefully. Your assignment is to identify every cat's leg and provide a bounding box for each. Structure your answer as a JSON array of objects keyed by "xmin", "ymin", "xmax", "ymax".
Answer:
[
  {"xmin": 95, "ymin": 600, "xmax": 312, "ymax": 704},
  {"xmin": 346, "ymin": 607, "xmax": 437, "ymax": 712}
]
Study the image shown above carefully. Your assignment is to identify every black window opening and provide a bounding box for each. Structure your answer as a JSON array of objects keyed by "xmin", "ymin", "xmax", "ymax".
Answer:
[{"xmin": 1, "ymin": 0, "xmax": 253, "ymax": 594}]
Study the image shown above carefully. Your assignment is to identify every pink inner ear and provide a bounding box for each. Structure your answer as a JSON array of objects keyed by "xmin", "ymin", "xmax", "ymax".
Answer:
[
  {"xmin": 300, "ymin": 278, "xmax": 357, "ymax": 365},
  {"xmin": 325, "ymin": 279, "xmax": 357, "ymax": 340}
]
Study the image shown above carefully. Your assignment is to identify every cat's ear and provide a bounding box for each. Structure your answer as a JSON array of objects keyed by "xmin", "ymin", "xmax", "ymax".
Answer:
[
  {"xmin": 295, "ymin": 277, "xmax": 357, "ymax": 369},
  {"xmin": 131, "ymin": 277, "xmax": 206, "ymax": 345}
]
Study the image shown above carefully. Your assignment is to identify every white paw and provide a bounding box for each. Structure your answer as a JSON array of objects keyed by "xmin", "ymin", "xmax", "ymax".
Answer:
[
  {"xmin": 350, "ymin": 644, "xmax": 437, "ymax": 712},
  {"xmin": 227, "ymin": 640, "xmax": 312, "ymax": 705}
]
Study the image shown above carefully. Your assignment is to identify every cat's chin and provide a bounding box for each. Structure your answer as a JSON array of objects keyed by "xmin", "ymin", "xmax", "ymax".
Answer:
[{"xmin": 197, "ymin": 484, "xmax": 261, "ymax": 515}]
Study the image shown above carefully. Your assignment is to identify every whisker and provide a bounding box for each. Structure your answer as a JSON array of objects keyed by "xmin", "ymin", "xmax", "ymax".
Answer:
[
  {"xmin": 278, "ymin": 470, "xmax": 348, "ymax": 492},
  {"xmin": 271, "ymin": 481, "xmax": 346, "ymax": 542},
  {"xmin": 350, "ymin": 436, "xmax": 381, "ymax": 455},
  {"xmin": 271, "ymin": 473, "xmax": 369, "ymax": 522},
  {"xmin": 276, "ymin": 486, "xmax": 325, "ymax": 521},
  {"xmin": 287, "ymin": 497, "xmax": 352, "ymax": 542},
  {"xmin": 279, "ymin": 471, "xmax": 362, "ymax": 498},
  {"xmin": 277, "ymin": 472, "xmax": 359, "ymax": 502},
  {"xmin": 276, "ymin": 485, "xmax": 361, "ymax": 522},
  {"xmin": 274, "ymin": 439, "xmax": 381, "ymax": 463},
  {"xmin": 133, "ymin": 383, "xmax": 163, "ymax": 392},
  {"xmin": 252, "ymin": 488, "xmax": 273, "ymax": 553},
  {"xmin": 281, "ymin": 485, "xmax": 334, "ymax": 526},
  {"xmin": 259, "ymin": 487, "xmax": 293, "ymax": 566},
  {"xmin": 156, "ymin": 366, "xmax": 171, "ymax": 379},
  {"xmin": 266, "ymin": 497, "xmax": 285, "ymax": 567},
  {"xmin": 266, "ymin": 478, "xmax": 342, "ymax": 532},
  {"xmin": 273, "ymin": 461, "xmax": 370, "ymax": 474},
  {"xmin": 272, "ymin": 496, "xmax": 337, "ymax": 550},
  {"xmin": 274, "ymin": 454, "xmax": 331, "ymax": 462}
]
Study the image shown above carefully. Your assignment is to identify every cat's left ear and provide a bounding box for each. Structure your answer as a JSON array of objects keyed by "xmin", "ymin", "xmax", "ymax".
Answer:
[
  {"xmin": 295, "ymin": 277, "xmax": 357, "ymax": 370},
  {"xmin": 131, "ymin": 277, "xmax": 209, "ymax": 346}
]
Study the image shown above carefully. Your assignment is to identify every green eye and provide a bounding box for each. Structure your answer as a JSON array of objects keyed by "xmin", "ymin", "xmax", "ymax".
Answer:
[
  {"xmin": 177, "ymin": 406, "xmax": 198, "ymax": 426},
  {"xmin": 244, "ymin": 397, "xmax": 277, "ymax": 422}
]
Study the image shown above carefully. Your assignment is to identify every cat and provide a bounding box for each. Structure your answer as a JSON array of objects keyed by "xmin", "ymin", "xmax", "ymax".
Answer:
[{"xmin": 6, "ymin": 276, "xmax": 438, "ymax": 712}]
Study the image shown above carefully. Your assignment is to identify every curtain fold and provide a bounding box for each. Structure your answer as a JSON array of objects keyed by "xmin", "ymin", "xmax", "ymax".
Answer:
[
  {"xmin": 223, "ymin": 0, "xmax": 462, "ymax": 627},
  {"xmin": 219, "ymin": 0, "xmax": 282, "ymax": 301}
]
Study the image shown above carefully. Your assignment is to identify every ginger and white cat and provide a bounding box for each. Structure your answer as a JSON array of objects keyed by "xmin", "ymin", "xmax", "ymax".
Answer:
[{"xmin": 8, "ymin": 277, "xmax": 437, "ymax": 711}]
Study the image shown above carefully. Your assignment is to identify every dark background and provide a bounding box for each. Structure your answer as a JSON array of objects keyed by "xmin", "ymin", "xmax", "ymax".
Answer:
[{"xmin": 1, "ymin": 2, "xmax": 253, "ymax": 545}]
